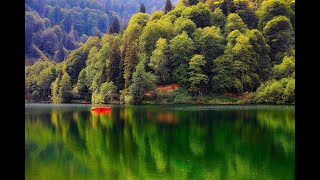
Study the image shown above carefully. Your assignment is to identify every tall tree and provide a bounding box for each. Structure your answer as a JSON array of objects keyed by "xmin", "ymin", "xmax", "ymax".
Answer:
[
  {"xmin": 140, "ymin": 3, "xmax": 146, "ymax": 13},
  {"xmin": 212, "ymin": 54, "xmax": 235, "ymax": 93},
  {"xmin": 231, "ymin": 34, "xmax": 260, "ymax": 93},
  {"xmin": 108, "ymin": 37, "xmax": 122, "ymax": 85},
  {"xmin": 129, "ymin": 58, "xmax": 156, "ymax": 103},
  {"xmin": 263, "ymin": 16, "xmax": 294, "ymax": 64},
  {"xmin": 164, "ymin": 0, "xmax": 173, "ymax": 13},
  {"xmin": 181, "ymin": 3, "xmax": 212, "ymax": 28},
  {"xmin": 149, "ymin": 38, "xmax": 170, "ymax": 84},
  {"xmin": 54, "ymin": 42, "xmax": 65, "ymax": 62},
  {"xmin": 188, "ymin": 54, "xmax": 208, "ymax": 96},
  {"xmin": 257, "ymin": 0, "xmax": 293, "ymax": 30},
  {"xmin": 59, "ymin": 72, "xmax": 72, "ymax": 103},
  {"xmin": 225, "ymin": 13, "xmax": 248, "ymax": 35},
  {"xmin": 108, "ymin": 16, "xmax": 120, "ymax": 34},
  {"xmin": 124, "ymin": 41, "xmax": 139, "ymax": 88},
  {"xmin": 170, "ymin": 32, "xmax": 195, "ymax": 87},
  {"xmin": 139, "ymin": 19, "xmax": 173, "ymax": 57},
  {"xmin": 211, "ymin": 8, "xmax": 226, "ymax": 29},
  {"xmin": 192, "ymin": 26, "xmax": 225, "ymax": 78},
  {"xmin": 51, "ymin": 72, "xmax": 72, "ymax": 103},
  {"xmin": 247, "ymin": 29, "xmax": 271, "ymax": 81},
  {"xmin": 77, "ymin": 69, "xmax": 89, "ymax": 101}
]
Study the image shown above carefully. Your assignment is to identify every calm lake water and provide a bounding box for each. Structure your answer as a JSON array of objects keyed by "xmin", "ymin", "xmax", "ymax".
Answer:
[{"xmin": 25, "ymin": 104, "xmax": 295, "ymax": 180}]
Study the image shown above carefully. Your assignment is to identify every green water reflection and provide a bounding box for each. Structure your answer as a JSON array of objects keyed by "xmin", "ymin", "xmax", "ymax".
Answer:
[{"xmin": 25, "ymin": 104, "xmax": 294, "ymax": 180}]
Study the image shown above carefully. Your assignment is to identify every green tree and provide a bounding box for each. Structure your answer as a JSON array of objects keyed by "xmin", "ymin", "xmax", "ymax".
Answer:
[
  {"xmin": 124, "ymin": 41, "xmax": 139, "ymax": 88},
  {"xmin": 170, "ymin": 31, "xmax": 195, "ymax": 67},
  {"xmin": 192, "ymin": 26, "xmax": 225, "ymax": 77},
  {"xmin": 212, "ymin": 54, "xmax": 235, "ymax": 93},
  {"xmin": 37, "ymin": 67, "xmax": 56, "ymax": 99},
  {"xmin": 174, "ymin": 17, "xmax": 196, "ymax": 37},
  {"xmin": 234, "ymin": 0, "xmax": 258, "ymax": 29},
  {"xmin": 149, "ymin": 11, "xmax": 165, "ymax": 22},
  {"xmin": 129, "ymin": 58, "xmax": 156, "ymax": 103},
  {"xmin": 140, "ymin": 3, "xmax": 146, "ymax": 13},
  {"xmin": 108, "ymin": 16, "xmax": 120, "ymax": 34},
  {"xmin": 165, "ymin": 0, "xmax": 173, "ymax": 13},
  {"xmin": 107, "ymin": 36, "xmax": 122, "ymax": 85},
  {"xmin": 53, "ymin": 42, "xmax": 66, "ymax": 62},
  {"xmin": 272, "ymin": 56, "xmax": 295, "ymax": 79},
  {"xmin": 100, "ymin": 81, "xmax": 117, "ymax": 103},
  {"xmin": 51, "ymin": 71, "xmax": 72, "ymax": 103},
  {"xmin": 226, "ymin": 30, "xmax": 243, "ymax": 49},
  {"xmin": 211, "ymin": 8, "xmax": 226, "ymax": 29},
  {"xmin": 231, "ymin": 34, "xmax": 260, "ymax": 93},
  {"xmin": 257, "ymin": 0, "xmax": 293, "ymax": 30},
  {"xmin": 220, "ymin": 0, "xmax": 236, "ymax": 15},
  {"xmin": 65, "ymin": 46, "xmax": 89, "ymax": 84},
  {"xmin": 225, "ymin": 13, "xmax": 248, "ymax": 35},
  {"xmin": 247, "ymin": 29, "xmax": 271, "ymax": 81},
  {"xmin": 188, "ymin": 54, "xmax": 208, "ymax": 95},
  {"xmin": 51, "ymin": 76, "xmax": 61, "ymax": 103},
  {"xmin": 254, "ymin": 77, "xmax": 294, "ymax": 104},
  {"xmin": 263, "ymin": 16, "xmax": 294, "ymax": 64},
  {"xmin": 149, "ymin": 38, "xmax": 170, "ymax": 84},
  {"xmin": 139, "ymin": 19, "xmax": 173, "ymax": 57},
  {"xmin": 59, "ymin": 72, "xmax": 72, "ymax": 103},
  {"xmin": 181, "ymin": 3, "xmax": 212, "ymax": 28},
  {"xmin": 77, "ymin": 69, "xmax": 90, "ymax": 101},
  {"xmin": 169, "ymin": 32, "xmax": 195, "ymax": 86}
]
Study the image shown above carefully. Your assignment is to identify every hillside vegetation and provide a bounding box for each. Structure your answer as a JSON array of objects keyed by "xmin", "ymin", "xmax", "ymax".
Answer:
[
  {"xmin": 25, "ymin": 0, "xmax": 179, "ymax": 64},
  {"xmin": 25, "ymin": 0, "xmax": 295, "ymax": 104}
]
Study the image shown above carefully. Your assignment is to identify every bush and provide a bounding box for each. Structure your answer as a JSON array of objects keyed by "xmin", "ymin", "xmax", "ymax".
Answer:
[
  {"xmin": 254, "ymin": 77, "xmax": 295, "ymax": 104},
  {"xmin": 31, "ymin": 90, "xmax": 40, "ymax": 101},
  {"xmin": 124, "ymin": 95, "xmax": 133, "ymax": 104},
  {"xmin": 172, "ymin": 89, "xmax": 192, "ymax": 104}
]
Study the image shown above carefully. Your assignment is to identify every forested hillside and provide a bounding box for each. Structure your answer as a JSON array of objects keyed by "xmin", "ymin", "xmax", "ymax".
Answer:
[
  {"xmin": 25, "ymin": 0, "xmax": 295, "ymax": 104},
  {"xmin": 25, "ymin": 0, "xmax": 179, "ymax": 64}
]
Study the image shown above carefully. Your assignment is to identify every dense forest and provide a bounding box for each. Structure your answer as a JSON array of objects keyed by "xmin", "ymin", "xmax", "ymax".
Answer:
[
  {"xmin": 25, "ymin": 0, "xmax": 295, "ymax": 104},
  {"xmin": 25, "ymin": 0, "xmax": 179, "ymax": 64}
]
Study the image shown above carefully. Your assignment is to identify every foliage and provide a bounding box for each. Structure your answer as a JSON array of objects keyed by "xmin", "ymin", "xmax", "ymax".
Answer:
[
  {"xmin": 254, "ymin": 77, "xmax": 295, "ymax": 104},
  {"xmin": 149, "ymin": 38, "xmax": 170, "ymax": 84},
  {"xmin": 225, "ymin": 13, "xmax": 248, "ymax": 35},
  {"xmin": 51, "ymin": 72, "xmax": 72, "ymax": 103},
  {"xmin": 272, "ymin": 56, "xmax": 295, "ymax": 79},
  {"xmin": 100, "ymin": 81, "xmax": 117, "ymax": 103},
  {"xmin": 211, "ymin": 8, "xmax": 226, "ymax": 29},
  {"xmin": 108, "ymin": 17, "xmax": 121, "ymax": 34},
  {"xmin": 263, "ymin": 16, "xmax": 294, "ymax": 64},
  {"xmin": 129, "ymin": 57, "xmax": 156, "ymax": 104},
  {"xmin": 188, "ymin": 54, "xmax": 209, "ymax": 95},
  {"xmin": 257, "ymin": 0, "xmax": 293, "ymax": 30},
  {"xmin": 181, "ymin": 2, "xmax": 212, "ymax": 28},
  {"xmin": 174, "ymin": 17, "xmax": 197, "ymax": 36},
  {"xmin": 25, "ymin": 0, "xmax": 295, "ymax": 104}
]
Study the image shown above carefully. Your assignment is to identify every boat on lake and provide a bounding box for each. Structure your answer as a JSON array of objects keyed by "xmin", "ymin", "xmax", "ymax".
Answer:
[{"xmin": 91, "ymin": 106, "xmax": 111, "ymax": 113}]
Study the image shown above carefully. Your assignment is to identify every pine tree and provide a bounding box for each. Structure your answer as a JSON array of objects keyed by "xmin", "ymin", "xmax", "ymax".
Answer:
[
  {"xmin": 164, "ymin": 0, "xmax": 173, "ymax": 13},
  {"xmin": 139, "ymin": 3, "xmax": 146, "ymax": 13},
  {"xmin": 108, "ymin": 16, "xmax": 120, "ymax": 34},
  {"xmin": 124, "ymin": 41, "xmax": 139, "ymax": 88},
  {"xmin": 108, "ymin": 41, "xmax": 121, "ymax": 84}
]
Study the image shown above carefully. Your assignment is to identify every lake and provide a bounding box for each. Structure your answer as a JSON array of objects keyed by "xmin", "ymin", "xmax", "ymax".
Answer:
[{"xmin": 25, "ymin": 104, "xmax": 295, "ymax": 180}]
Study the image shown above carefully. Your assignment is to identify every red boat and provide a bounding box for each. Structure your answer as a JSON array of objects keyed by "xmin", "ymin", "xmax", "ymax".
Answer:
[{"xmin": 91, "ymin": 106, "xmax": 111, "ymax": 113}]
